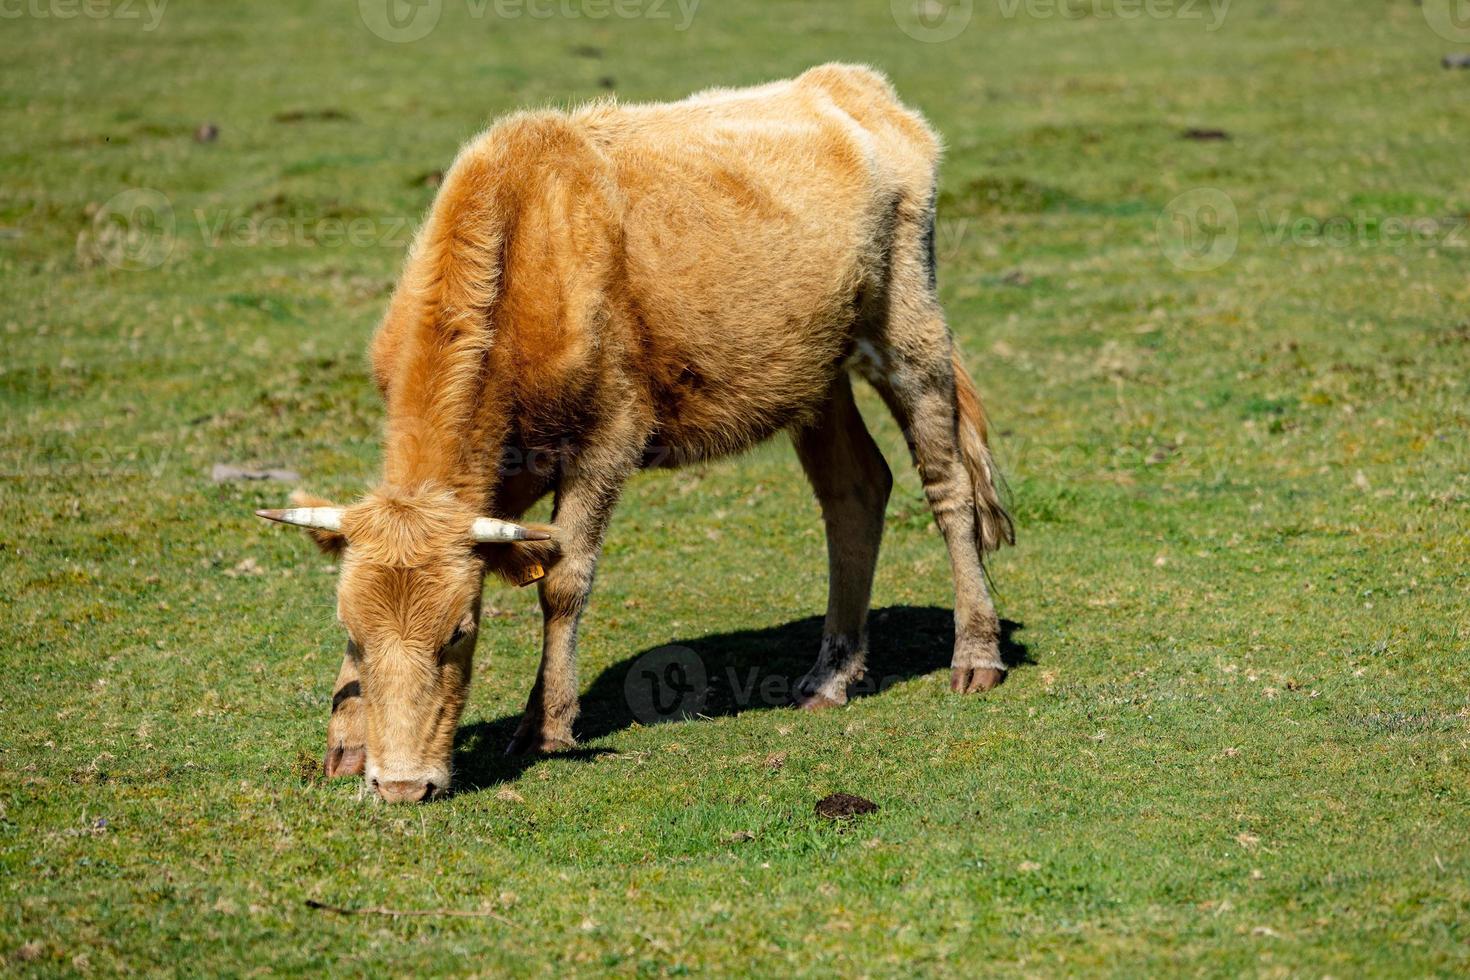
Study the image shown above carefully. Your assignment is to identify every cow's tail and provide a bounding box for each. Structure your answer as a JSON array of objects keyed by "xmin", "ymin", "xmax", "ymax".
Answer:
[{"xmin": 951, "ymin": 349, "xmax": 1014, "ymax": 554}]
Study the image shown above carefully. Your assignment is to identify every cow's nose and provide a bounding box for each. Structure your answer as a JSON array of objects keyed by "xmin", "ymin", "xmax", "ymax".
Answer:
[{"xmin": 373, "ymin": 778, "xmax": 433, "ymax": 803}]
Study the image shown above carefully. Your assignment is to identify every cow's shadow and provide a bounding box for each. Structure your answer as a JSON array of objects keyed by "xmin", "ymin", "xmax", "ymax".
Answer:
[{"xmin": 451, "ymin": 605, "xmax": 1030, "ymax": 792}]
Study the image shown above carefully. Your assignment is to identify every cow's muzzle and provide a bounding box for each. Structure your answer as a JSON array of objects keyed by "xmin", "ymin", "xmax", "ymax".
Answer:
[{"xmin": 372, "ymin": 778, "xmax": 442, "ymax": 804}]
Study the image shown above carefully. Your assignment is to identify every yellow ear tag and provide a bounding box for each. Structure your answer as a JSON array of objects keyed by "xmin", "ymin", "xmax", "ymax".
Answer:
[{"xmin": 512, "ymin": 562, "xmax": 545, "ymax": 587}]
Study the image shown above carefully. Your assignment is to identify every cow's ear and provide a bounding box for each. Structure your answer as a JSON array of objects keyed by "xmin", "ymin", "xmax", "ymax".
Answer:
[
  {"xmin": 286, "ymin": 490, "xmax": 348, "ymax": 557},
  {"xmin": 478, "ymin": 526, "xmax": 562, "ymax": 587}
]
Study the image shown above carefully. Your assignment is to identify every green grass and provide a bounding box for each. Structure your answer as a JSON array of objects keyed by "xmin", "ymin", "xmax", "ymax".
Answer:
[{"xmin": 3, "ymin": 0, "xmax": 1469, "ymax": 974}]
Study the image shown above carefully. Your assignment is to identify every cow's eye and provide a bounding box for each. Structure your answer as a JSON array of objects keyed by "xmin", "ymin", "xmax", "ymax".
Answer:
[{"xmin": 448, "ymin": 626, "xmax": 468, "ymax": 647}]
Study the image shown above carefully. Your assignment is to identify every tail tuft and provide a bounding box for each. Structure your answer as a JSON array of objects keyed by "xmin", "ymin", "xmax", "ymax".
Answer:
[{"xmin": 951, "ymin": 350, "xmax": 1014, "ymax": 553}]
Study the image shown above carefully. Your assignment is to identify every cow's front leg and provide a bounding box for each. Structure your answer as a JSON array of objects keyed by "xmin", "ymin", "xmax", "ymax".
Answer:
[
  {"xmin": 505, "ymin": 446, "xmax": 635, "ymax": 755},
  {"xmin": 324, "ymin": 642, "xmax": 366, "ymax": 777}
]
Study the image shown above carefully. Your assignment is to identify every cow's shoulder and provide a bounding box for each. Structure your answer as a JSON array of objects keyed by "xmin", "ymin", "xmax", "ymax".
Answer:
[{"xmin": 369, "ymin": 109, "xmax": 614, "ymax": 402}]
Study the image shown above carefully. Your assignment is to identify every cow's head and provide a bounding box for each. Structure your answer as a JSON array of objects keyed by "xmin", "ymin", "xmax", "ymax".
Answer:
[{"xmin": 258, "ymin": 488, "xmax": 557, "ymax": 802}]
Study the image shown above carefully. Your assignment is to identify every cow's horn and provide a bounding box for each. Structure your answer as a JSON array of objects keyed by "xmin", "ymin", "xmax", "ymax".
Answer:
[
  {"xmin": 256, "ymin": 507, "xmax": 345, "ymax": 532},
  {"xmin": 471, "ymin": 517, "xmax": 551, "ymax": 543}
]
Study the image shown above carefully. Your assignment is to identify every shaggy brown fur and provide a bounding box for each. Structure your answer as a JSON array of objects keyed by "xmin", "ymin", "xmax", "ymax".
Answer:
[{"xmin": 272, "ymin": 64, "xmax": 1012, "ymax": 801}]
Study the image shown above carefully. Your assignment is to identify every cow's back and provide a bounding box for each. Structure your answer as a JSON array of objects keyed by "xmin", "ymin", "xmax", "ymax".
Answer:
[{"xmin": 375, "ymin": 67, "xmax": 945, "ymax": 479}]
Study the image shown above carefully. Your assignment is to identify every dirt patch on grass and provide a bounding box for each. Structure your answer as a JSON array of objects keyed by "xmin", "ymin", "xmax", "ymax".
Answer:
[
  {"xmin": 273, "ymin": 108, "xmax": 355, "ymax": 124},
  {"xmin": 815, "ymin": 793, "xmax": 878, "ymax": 820}
]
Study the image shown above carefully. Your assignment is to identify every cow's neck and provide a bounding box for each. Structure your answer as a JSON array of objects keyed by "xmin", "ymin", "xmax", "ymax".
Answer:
[{"xmin": 380, "ymin": 389, "xmax": 511, "ymax": 516}]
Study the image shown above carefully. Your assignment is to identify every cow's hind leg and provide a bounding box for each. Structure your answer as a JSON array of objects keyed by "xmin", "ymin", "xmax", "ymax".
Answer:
[
  {"xmin": 790, "ymin": 374, "xmax": 893, "ymax": 709},
  {"xmin": 869, "ymin": 345, "xmax": 1005, "ymax": 692},
  {"xmin": 864, "ymin": 216, "xmax": 1009, "ymax": 693}
]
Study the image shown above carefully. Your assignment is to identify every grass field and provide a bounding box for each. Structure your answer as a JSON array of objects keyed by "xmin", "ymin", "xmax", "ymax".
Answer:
[{"xmin": 4, "ymin": 0, "xmax": 1469, "ymax": 973}]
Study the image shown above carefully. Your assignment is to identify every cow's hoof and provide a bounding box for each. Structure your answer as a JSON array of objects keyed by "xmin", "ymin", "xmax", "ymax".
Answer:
[
  {"xmin": 793, "ymin": 689, "xmax": 846, "ymax": 710},
  {"xmin": 950, "ymin": 666, "xmax": 1006, "ymax": 694},
  {"xmin": 799, "ymin": 690, "xmax": 846, "ymax": 714},
  {"xmin": 504, "ymin": 731, "xmax": 577, "ymax": 756},
  {"xmin": 792, "ymin": 672, "xmax": 849, "ymax": 710},
  {"xmin": 324, "ymin": 743, "xmax": 365, "ymax": 778}
]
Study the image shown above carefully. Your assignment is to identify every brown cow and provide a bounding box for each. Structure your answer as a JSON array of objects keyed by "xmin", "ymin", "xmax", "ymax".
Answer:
[{"xmin": 258, "ymin": 64, "xmax": 1013, "ymax": 803}]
